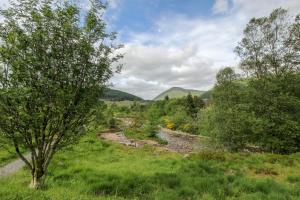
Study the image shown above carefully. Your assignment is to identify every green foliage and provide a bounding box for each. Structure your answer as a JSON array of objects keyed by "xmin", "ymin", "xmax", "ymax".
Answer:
[
  {"xmin": 208, "ymin": 8, "xmax": 300, "ymax": 154},
  {"xmin": 0, "ymin": 0, "xmax": 121, "ymax": 187},
  {"xmin": 235, "ymin": 8, "xmax": 299, "ymax": 77},
  {"xmin": 216, "ymin": 67, "xmax": 237, "ymax": 85},
  {"xmin": 211, "ymin": 73, "xmax": 300, "ymax": 153},
  {"xmin": 102, "ymin": 88, "xmax": 143, "ymax": 101},
  {"xmin": 211, "ymin": 79, "xmax": 254, "ymax": 151},
  {"xmin": 246, "ymin": 75, "xmax": 300, "ymax": 153},
  {"xmin": 142, "ymin": 105, "xmax": 161, "ymax": 137}
]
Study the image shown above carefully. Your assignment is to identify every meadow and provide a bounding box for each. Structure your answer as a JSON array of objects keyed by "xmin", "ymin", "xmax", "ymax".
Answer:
[{"xmin": 1, "ymin": 128, "xmax": 300, "ymax": 200}]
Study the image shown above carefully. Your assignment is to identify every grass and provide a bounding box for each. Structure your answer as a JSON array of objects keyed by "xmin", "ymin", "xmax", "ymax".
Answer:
[
  {"xmin": 0, "ymin": 139, "xmax": 25, "ymax": 167},
  {"xmin": 1, "ymin": 130, "xmax": 300, "ymax": 200},
  {"xmin": 0, "ymin": 147, "xmax": 18, "ymax": 167},
  {"xmin": 0, "ymin": 136, "xmax": 28, "ymax": 167},
  {"xmin": 123, "ymin": 128, "xmax": 167, "ymax": 144}
]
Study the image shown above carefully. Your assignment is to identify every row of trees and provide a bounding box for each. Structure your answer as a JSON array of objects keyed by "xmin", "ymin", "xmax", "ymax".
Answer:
[{"xmin": 210, "ymin": 8, "xmax": 300, "ymax": 154}]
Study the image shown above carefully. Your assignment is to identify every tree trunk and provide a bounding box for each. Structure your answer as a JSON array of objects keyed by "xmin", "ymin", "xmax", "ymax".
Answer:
[{"xmin": 29, "ymin": 169, "xmax": 44, "ymax": 189}]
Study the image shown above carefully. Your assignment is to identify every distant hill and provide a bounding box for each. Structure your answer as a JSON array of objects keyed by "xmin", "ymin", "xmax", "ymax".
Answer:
[
  {"xmin": 102, "ymin": 88, "xmax": 143, "ymax": 101},
  {"xmin": 153, "ymin": 87, "xmax": 205, "ymax": 101}
]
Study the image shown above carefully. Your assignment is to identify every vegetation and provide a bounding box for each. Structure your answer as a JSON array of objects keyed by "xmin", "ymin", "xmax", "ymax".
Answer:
[
  {"xmin": 205, "ymin": 8, "xmax": 300, "ymax": 154},
  {"xmin": 0, "ymin": 0, "xmax": 121, "ymax": 188},
  {"xmin": 0, "ymin": 3, "xmax": 299, "ymax": 200},
  {"xmin": 102, "ymin": 88, "xmax": 143, "ymax": 101},
  {"xmin": 1, "ymin": 130, "xmax": 300, "ymax": 200}
]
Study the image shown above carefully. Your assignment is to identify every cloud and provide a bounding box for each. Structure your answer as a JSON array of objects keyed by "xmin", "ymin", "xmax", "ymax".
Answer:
[
  {"xmin": 108, "ymin": 0, "xmax": 120, "ymax": 9},
  {"xmin": 213, "ymin": 0, "xmax": 230, "ymax": 14},
  {"xmin": 111, "ymin": 0, "xmax": 300, "ymax": 99}
]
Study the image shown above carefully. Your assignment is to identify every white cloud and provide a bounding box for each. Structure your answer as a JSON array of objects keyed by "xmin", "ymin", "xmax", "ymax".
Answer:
[
  {"xmin": 108, "ymin": 0, "xmax": 120, "ymax": 9},
  {"xmin": 111, "ymin": 0, "xmax": 300, "ymax": 99},
  {"xmin": 213, "ymin": 0, "xmax": 230, "ymax": 14}
]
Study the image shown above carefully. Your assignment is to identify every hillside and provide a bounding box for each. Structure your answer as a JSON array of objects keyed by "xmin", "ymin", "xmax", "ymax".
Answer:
[
  {"xmin": 154, "ymin": 87, "xmax": 205, "ymax": 100},
  {"xmin": 102, "ymin": 88, "xmax": 143, "ymax": 101}
]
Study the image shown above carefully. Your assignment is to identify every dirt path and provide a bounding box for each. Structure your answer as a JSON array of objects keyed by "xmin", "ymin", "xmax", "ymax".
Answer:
[
  {"xmin": 0, "ymin": 153, "xmax": 30, "ymax": 177},
  {"xmin": 100, "ymin": 132, "xmax": 160, "ymax": 148},
  {"xmin": 157, "ymin": 128, "xmax": 209, "ymax": 153},
  {"xmin": 100, "ymin": 118, "xmax": 209, "ymax": 153}
]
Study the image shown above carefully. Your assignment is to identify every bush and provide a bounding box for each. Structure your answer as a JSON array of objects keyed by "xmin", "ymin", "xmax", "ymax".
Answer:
[{"xmin": 211, "ymin": 73, "xmax": 300, "ymax": 153}]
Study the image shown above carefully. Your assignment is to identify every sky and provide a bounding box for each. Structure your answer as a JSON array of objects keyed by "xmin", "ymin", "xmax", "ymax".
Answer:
[
  {"xmin": 1, "ymin": 0, "xmax": 300, "ymax": 99},
  {"xmin": 103, "ymin": 0, "xmax": 300, "ymax": 99}
]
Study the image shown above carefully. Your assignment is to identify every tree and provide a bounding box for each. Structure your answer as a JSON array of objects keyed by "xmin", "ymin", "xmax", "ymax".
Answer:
[
  {"xmin": 185, "ymin": 93, "xmax": 197, "ymax": 118},
  {"xmin": 164, "ymin": 95, "xmax": 169, "ymax": 101},
  {"xmin": 234, "ymin": 8, "xmax": 300, "ymax": 153},
  {"xmin": 193, "ymin": 96, "xmax": 205, "ymax": 109},
  {"xmin": 212, "ymin": 68, "xmax": 252, "ymax": 151},
  {"xmin": 0, "ymin": 0, "xmax": 121, "ymax": 188},
  {"xmin": 216, "ymin": 67, "xmax": 237, "ymax": 85},
  {"xmin": 211, "ymin": 8, "xmax": 300, "ymax": 153},
  {"xmin": 235, "ymin": 8, "xmax": 299, "ymax": 78}
]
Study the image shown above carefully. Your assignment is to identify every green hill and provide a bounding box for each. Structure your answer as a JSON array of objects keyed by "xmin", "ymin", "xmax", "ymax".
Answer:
[
  {"xmin": 154, "ymin": 87, "xmax": 205, "ymax": 100},
  {"xmin": 102, "ymin": 88, "xmax": 143, "ymax": 101}
]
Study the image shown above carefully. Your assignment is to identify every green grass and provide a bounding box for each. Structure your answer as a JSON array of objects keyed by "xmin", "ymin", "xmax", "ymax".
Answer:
[
  {"xmin": 0, "ymin": 139, "xmax": 24, "ymax": 167},
  {"xmin": 0, "ymin": 147, "xmax": 18, "ymax": 167},
  {"xmin": 123, "ymin": 128, "xmax": 167, "ymax": 145},
  {"xmin": 1, "ymin": 131, "xmax": 300, "ymax": 200},
  {"xmin": 0, "ymin": 136, "xmax": 28, "ymax": 167}
]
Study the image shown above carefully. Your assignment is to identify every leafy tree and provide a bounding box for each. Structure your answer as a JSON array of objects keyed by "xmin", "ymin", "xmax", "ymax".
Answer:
[
  {"xmin": 185, "ymin": 93, "xmax": 197, "ymax": 118},
  {"xmin": 0, "ymin": 0, "xmax": 121, "ymax": 188},
  {"xmin": 211, "ymin": 8, "xmax": 300, "ymax": 153},
  {"xmin": 216, "ymin": 67, "xmax": 237, "ymax": 85},
  {"xmin": 144, "ymin": 105, "xmax": 160, "ymax": 137},
  {"xmin": 164, "ymin": 95, "xmax": 169, "ymax": 101},
  {"xmin": 235, "ymin": 8, "xmax": 299, "ymax": 77},
  {"xmin": 246, "ymin": 75, "xmax": 300, "ymax": 153},
  {"xmin": 212, "ymin": 68, "xmax": 252, "ymax": 151},
  {"xmin": 193, "ymin": 96, "xmax": 205, "ymax": 109}
]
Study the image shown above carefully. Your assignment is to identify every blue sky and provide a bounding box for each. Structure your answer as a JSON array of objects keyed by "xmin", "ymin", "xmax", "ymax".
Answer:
[{"xmin": 105, "ymin": 0, "xmax": 216, "ymax": 41}]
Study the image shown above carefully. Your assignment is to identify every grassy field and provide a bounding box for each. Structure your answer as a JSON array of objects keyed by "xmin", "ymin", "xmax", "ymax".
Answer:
[{"xmin": 1, "ymin": 129, "xmax": 300, "ymax": 200}]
